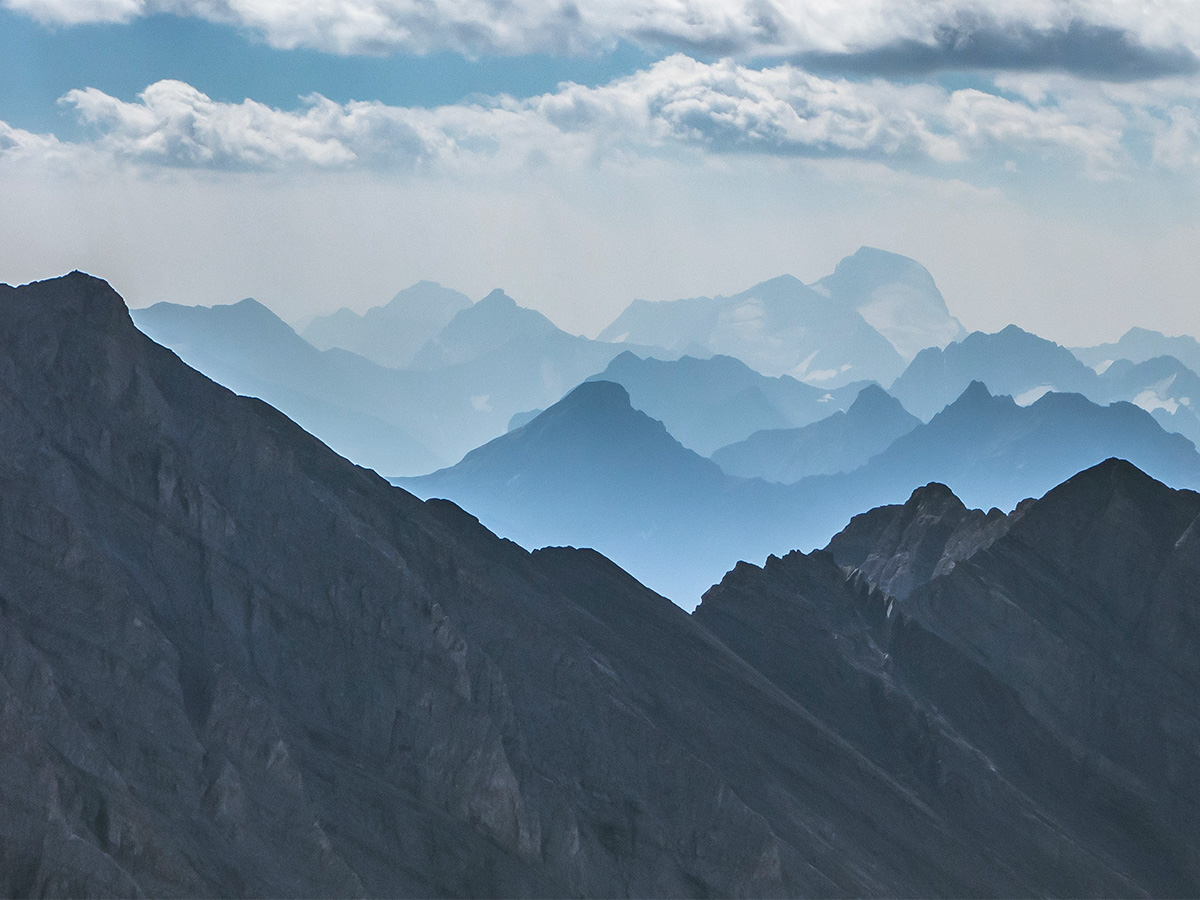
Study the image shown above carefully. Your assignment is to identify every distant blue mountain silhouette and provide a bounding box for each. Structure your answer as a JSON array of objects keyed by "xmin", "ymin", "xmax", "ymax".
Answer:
[
  {"xmin": 890, "ymin": 325, "xmax": 1101, "ymax": 419},
  {"xmin": 302, "ymin": 280, "xmax": 472, "ymax": 368},
  {"xmin": 586, "ymin": 351, "xmax": 867, "ymax": 455},
  {"xmin": 135, "ymin": 289, "xmax": 667, "ymax": 474},
  {"xmin": 133, "ymin": 298, "xmax": 443, "ymax": 476},
  {"xmin": 397, "ymin": 378, "xmax": 1200, "ymax": 606},
  {"xmin": 1074, "ymin": 326, "xmax": 1200, "ymax": 376},
  {"xmin": 713, "ymin": 384, "xmax": 920, "ymax": 481}
]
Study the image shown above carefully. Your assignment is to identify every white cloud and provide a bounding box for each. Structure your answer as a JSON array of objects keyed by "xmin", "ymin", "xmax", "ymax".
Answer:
[
  {"xmin": 6, "ymin": 0, "xmax": 1200, "ymax": 69},
  {"xmin": 16, "ymin": 56, "xmax": 1152, "ymax": 178}
]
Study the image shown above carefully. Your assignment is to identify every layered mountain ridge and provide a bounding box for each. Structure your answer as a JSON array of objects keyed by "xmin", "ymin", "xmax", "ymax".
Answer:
[
  {"xmin": 1, "ymin": 272, "xmax": 1198, "ymax": 896},
  {"xmin": 406, "ymin": 375, "xmax": 1200, "ymax": 603}
]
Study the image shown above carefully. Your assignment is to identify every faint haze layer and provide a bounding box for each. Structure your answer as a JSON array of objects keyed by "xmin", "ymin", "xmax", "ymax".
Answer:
[{"xmin": 1, "ymin": 1, "xmax": 1200, "ymax": 343}]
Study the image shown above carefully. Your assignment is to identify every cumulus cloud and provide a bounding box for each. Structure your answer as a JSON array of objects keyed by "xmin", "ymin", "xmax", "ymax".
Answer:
[
  {"xmin": 6, "ymin": 0, "xmax": 1200, "ymax": 79},
  {"xmin": 0, "ymin": 55, "xmax": 1192, "ymax": 179}
]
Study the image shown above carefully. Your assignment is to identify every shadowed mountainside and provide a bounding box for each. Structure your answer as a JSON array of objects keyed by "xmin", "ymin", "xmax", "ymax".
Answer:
[{"xmin": 696, "ymin": 459, "xmax": 1200, "ymax": 897}]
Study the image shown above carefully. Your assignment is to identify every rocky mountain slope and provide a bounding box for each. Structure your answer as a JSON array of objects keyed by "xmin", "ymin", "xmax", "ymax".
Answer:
[
  {"xmin": 696, "ymin": 459, "xmax": 1200, "ymax": 896},
  {"xmin": 0, "ymin": 272, "xmax": 1031, "ymax": 897},
  {"xmin": 4, "ymin": 271, "xmax": 1198, "ymax": 897}
]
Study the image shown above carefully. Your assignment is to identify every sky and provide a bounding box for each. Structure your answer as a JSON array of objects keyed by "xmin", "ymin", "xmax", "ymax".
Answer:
[{"xmin": 2, "ymin": 1, "xmax": 1200, "ymax": 346}]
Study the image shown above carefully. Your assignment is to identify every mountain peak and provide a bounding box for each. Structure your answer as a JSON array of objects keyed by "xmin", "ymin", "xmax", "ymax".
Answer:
[
  {"xmin": 836, "ymin": 246, "xmax": 932, "ymax": 280},
  {"xmin": 15, "ymin": 271, "xmax": 131, "ymax": 332},
  {"xmin": 748, "ymin": 273, "xmax": 804, "ymax": 291},
  {"xmin": 478, "ymin": 288, "xmax": 518, "ymax": 309},
  {"xmin": 959, "ymin": 379, "xmax": 994, "ymax": 402},
  {"xmin": 906, "ymin": 480, "xmax": 962, "ymax": 506},
  {"xmin": 557, "ymin": 378, "xmax": 632, "ymax": 412},
  {"xmin": 847, "ymin": 382, "xmax": 900, "ymax": 413}
]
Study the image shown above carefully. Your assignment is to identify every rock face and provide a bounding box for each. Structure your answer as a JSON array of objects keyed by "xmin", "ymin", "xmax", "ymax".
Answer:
[
  {"xmin": 697, "ymin": 458, "xmax": 1200, "ymax": 897},
  {"xmin": 824, "ymin": 481, "xmax": 1013, "ymax": 598},
  {"xmin": 0, "ymin": 272, "xmax": 1062, "ymax": 897}
]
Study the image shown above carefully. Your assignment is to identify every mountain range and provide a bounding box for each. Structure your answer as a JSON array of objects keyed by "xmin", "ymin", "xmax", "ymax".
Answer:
[
  {"xmin": 3, "ymin": 272, "xmax": 1197, "ymax": 896},
  {"xmin": 585, "ymin": 351, "xmax": 868, "ymax": 456},
  {"xmin": 889, "ymin": 324, "xmax": 1101, "ymax": 420},
  {"xmin": 401, "ymin": 376, "xmax": 1200, "ymax": 604},
  {"xmin": 1074, "ymin": 325, "xmax": 1200, "ymax": 376},
  {"xmin": 598, "ymin": 247, "xmax": 964, "ymax": 387},
  {"xmin": 712, "ymin": 384, "xmax": 920, "ymax": 481},
  {"xmin": 131, "ymin": 297, "xmax": 444, "ymax": 476},
  {"xmin": 302, "ymin": 280, "xmax": 473, "ymax": 369},
  {"xmin": 135, "ymin": 288, "xmax": 663, "ymax": 475}
]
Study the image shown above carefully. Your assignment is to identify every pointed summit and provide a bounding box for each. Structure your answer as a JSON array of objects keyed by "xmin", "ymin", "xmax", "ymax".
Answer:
[
  {"xmin": 848, "ymin": 382, "xmax": 907, "ymax": 414},
  {"xmin": 476, "ymin": 287, "xmax": 518, "ymax": 310},
  {"xmin": 825, "ymin": 480, "xmax": 1008, "ymax": 599}
]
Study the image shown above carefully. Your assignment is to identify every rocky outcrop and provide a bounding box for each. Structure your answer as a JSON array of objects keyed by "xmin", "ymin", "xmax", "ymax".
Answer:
[
  {"xmin": 825, "ymin": 481, "xmax": 1014, "ymax": 598},
  {"xmin": 697, "ymin": 458, "xmax": 1200, "ymax": 897}
]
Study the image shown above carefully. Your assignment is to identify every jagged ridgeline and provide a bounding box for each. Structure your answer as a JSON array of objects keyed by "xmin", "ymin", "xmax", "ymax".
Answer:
[{"xmin": 1, "ymin": 273, "xmax": 1198, "ymax": 896}]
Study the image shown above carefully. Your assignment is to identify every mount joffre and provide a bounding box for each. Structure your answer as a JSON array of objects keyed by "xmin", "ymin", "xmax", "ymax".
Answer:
[{"xmin": 1, "ymin": 273, "xmax": 1197, "ymax": 897}]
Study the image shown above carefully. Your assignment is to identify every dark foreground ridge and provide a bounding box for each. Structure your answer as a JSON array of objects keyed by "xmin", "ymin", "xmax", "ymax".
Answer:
[{"xmin": 1, "ymin": 272, "xmax": 1198, "ymax": 896}]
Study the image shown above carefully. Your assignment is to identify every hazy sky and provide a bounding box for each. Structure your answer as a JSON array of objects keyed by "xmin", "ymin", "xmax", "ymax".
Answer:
[{"xmin": 2, "ymin": 1, "xmax": 1200, "ymax": 345}]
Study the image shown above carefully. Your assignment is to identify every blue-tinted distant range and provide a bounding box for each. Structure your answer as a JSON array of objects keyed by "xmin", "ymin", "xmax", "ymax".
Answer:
[{"xmin": 128, "ymin": 243, "xmax": 1200, "ymax": 603}]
